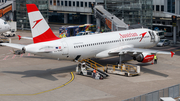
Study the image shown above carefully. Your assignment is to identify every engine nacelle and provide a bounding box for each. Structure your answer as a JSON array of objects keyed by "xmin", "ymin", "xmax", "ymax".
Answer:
[
  {"xmin": 135, "ymin": 54, "xmax": 144, "ymax": 62},
  {"xmin": 134, "ymin": 53, "xmax": 154, "ymax": 63}
]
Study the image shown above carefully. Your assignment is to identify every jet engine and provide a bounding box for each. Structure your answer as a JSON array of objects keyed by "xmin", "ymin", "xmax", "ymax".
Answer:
[{"xmin": 133, "ymin": 53, "xmax": 154, "ymax": 63}]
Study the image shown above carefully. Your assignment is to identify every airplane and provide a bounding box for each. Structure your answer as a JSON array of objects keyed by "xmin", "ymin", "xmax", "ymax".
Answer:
[
  {"xmin": 0, "ymin": 19, "xmax": 11, "ymax": 34},
  {"xmin": 0, "ymin": 4, "xmax": 174, "ymax": 65}
]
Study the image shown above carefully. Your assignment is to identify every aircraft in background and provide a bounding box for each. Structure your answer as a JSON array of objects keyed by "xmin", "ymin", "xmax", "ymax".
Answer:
[
  {"xmin": 0, "ymin": 19, "xmax": 10, "ymax": 34},
  {"xmin": 0, "ymin": 4, "xmax": 174, "ymax": 65}
]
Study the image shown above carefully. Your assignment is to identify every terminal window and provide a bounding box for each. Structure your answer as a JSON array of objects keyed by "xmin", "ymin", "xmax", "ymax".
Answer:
[
  {"xmin": 167, "ymin": 0, "xmax": 175, "ymax": 13},
  {"xmin": 53, "ymin": 0, "xmax": 56, "ymax": 6},
  {"xmin": 69, "ymin": 1, "xmax": 71, "ymax": 6},
  {"xmin": 65, "ymin": 1, "xmax": 67, "ymax": 6},
  {"xmin": 50, "ymin": 0, "xmax": 52, "ymax": 5},
  {"xmin": 73, "ymin": 1, "xmax": 75, "ymax": 6},
  {"xmin": 81, "ymin": 2, "xmax": 83, "ymax": 7},
  {"xmin": 77, "ymin": 1, "xmax": 79, "ymax": 7},
  {"xmin": 57, "ymin": 0, "xmax": 60, "ymax": 6},
  {"xmin": 61, "ymin": 1, "xmax": 63, "ymax": 6},
  {"xmin": 156, "ymin": 5, "xmax": 159, "ymax": 11},
  {"xmin": 89, "ymin": 2, "xmax": 91, "ymax": 7},
  {"xmin": 161, "ymin": 5, "xmax": 164, "ymax": 11},
  {"xmin": 85, "ymin": 2, "xmax": 87, "ymax": 7}
]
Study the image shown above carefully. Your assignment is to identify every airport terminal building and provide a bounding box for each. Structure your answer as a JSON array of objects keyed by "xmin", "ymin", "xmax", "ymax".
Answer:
[{"xmin": 8, "ymin": 0, "xmax": 153, "ymax": 29}]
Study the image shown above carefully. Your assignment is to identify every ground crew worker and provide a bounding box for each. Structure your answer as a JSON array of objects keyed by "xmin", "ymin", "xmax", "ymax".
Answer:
[
  {"xmin": 92, "ymin": 69, "xmax": 96, "ymax": 78},
  {"xmin": 154, "ymin": 55, "xmax": 157, "ymax": 64},
  {"xmin": 101, "ymin": 28, "xmax": 104, "ymax": 33}
]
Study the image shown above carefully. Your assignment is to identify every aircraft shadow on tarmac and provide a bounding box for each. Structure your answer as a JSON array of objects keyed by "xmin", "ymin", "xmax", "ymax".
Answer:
[
  {"xmin": 2, "ymin": 65, "xmax": 76, "ymax": 81},
  {"xmin": 136, "ymin": 63, "xmax": 169, "ymax": 77},
  {"xmin": 23, "ymin": 56, "xmax": 58, "ymax": 60},
  {"xmin": 14, "ymin": 56, "xmax": 168, "ymax": 79}
]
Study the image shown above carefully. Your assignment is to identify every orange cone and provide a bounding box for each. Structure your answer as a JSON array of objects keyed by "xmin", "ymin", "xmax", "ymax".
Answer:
[{"xmin": 151, "ymin": 60, "xmax": 153, "ymax": 64}]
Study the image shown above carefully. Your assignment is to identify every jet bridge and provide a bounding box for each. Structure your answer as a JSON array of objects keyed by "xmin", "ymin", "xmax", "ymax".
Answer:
[{"xmin": 94, "ymin": 5, "xmax": 128, "ymax": 32}]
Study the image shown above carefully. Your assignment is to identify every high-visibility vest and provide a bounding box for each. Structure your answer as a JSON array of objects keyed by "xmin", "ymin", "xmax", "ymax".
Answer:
[
  {"xmin": 154, "ymin": 55, "xmax": 157, "ymax": 59},
  {"xmin": 93, "ymin": 69, "xmax": 96, "ymax": 73}
]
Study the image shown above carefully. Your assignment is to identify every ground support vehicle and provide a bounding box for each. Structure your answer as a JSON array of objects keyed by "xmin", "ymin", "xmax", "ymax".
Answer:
[
  {"xmin": 13, "ymin": 50, "xmax": 24, "ymax": 55},
  {"xmin": 2, "ymin": 31, "xmax": 16, "ymax": 37},
  {"xmin": 106, "ymin": 64, "xmax": 140, "ymax": 77},
  {"xmin": 0, "ymin": 37, "xmax": 9, "ymax": 44},
  {"xmin": 76, "ymin": 59, "xmax": 109, "ymax": 80},
  {"xmin": 157, "ymin": 39, "xmax": 170, "ymax": 47}
]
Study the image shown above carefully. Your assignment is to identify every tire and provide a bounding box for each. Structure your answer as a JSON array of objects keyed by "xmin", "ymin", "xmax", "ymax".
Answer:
[
  {"xmin": 100, "ymin": 76, "xmax": 103, "ymax": 80},
  {"xmin": 125, "ymin": 73, "xmax": 128, "ymax": 77},
  {"xmin": 105, "ymin": 68, "xmax": 108, "ymax": 73},
  {"xmin": 80, "ymin": 72, "xmax": 83, "ymax": 75}
]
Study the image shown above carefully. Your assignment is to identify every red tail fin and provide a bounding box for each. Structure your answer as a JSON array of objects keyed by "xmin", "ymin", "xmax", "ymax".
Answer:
[{"xmin": 26, "ymin": 4, "xmax": 60, "ymax": 43}]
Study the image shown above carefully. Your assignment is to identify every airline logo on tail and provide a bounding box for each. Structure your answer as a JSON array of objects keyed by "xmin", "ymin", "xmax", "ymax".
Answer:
[
  {"xmin": 26, "ymin": 4, "xmax": 60, "ymax": 44},
  {"xmin": 32, "ymin": 19, "xmax": 43, "ymax": 29}
]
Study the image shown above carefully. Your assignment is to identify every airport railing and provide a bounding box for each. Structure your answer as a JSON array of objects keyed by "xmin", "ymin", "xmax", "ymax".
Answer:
[
  {"xmin": 80, "ymin": 59, "xmax": 106, "ymax": 71},
  {"xmin": 123, "ymin": 84, "xmax": 180, "ymax": 101}
]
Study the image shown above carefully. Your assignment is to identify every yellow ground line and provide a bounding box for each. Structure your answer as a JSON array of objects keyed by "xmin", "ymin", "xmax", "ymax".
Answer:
[{"xmin": 0, "ymin": 72, "xmax": 74, "ymax": 96}]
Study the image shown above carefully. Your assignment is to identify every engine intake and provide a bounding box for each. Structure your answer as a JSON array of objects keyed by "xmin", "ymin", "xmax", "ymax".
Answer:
[{"xmin": 135, "ymin": 54, "xmax": 144, "ymax": 62}]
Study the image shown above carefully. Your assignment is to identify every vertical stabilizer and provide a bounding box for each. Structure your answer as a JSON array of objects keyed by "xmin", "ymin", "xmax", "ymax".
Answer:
[{"xmin": 26, "ymin": 4, "xmax": 60, "ymax": 43}]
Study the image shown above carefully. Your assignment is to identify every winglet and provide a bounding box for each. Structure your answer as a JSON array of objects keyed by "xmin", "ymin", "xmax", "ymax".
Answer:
[
  {"xmin": 171, "ymin": 51, "xmax": 175, "ymax": 57},
  {"xmin": 18, "ymin": 35, "xmax": 21, "ymax": 40}
]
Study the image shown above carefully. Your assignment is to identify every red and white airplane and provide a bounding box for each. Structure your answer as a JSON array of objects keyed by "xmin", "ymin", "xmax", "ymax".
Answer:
[{"xmin": 0, "ymin": 4, "xmax": 174, "ymax": 64}]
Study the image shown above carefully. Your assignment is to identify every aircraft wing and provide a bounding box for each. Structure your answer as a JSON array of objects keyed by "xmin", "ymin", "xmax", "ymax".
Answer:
[
  {"xmin": 96, "ymin": 45, "xmax": 175, "ymax": 58},
  {"xmin": 0, "ymin": 43, "xmax": 26, "ymax": 49},
  {"xmin": 109, "ymin": 47, "xmax": 174, "ymax": 57}
]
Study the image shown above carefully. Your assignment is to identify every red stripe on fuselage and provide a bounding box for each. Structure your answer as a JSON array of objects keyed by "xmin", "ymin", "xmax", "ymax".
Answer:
[
  {"xmin": 33, "ymin": 28, "xmax": 60, "ymax": 43},
  {"xmin": 26, "ymin": 4, "xmax": 39, "ymax": 13},
  {"xmin": 142, "ymin": 55, "xmax": 154, "ymax": 63}
]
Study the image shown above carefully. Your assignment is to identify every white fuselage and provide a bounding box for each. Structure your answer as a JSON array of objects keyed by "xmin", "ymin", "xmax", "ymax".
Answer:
[{"xmin": 25, "ymin": 28, "xmax": 159, "ymax": 60}]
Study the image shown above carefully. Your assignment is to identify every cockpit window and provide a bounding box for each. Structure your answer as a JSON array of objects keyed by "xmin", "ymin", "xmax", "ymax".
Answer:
[{"xmin": 4, "ymin": 22, "xmax": 7, "ymax": 24}]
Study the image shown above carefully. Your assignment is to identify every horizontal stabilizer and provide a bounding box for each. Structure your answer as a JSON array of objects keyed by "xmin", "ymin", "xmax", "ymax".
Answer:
[
  {"xmin": 21, "ymin": 37, "xmax": 33, "ymax": 40},
  {"xmin": 0, "ymin": 43, "xmax": 26, "ymax": 49},
  {"xmin": 18, "ymin": 35, "xmax": 33, "ymax": 40}
]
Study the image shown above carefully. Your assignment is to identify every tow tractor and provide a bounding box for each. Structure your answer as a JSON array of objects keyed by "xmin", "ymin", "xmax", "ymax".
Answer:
[
  {"xmin": 106, "ymin": 64, "xmax": 140, "ymax": 77},
  {"xmin": 76, "ymin": 59, "xmax": 109, "ymax": 80}
]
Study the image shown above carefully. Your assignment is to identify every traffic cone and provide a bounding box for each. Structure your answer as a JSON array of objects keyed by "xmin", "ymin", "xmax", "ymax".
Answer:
[{"xmin": 151, "ymin": 60, "xmax": 154, "ymax": 64}]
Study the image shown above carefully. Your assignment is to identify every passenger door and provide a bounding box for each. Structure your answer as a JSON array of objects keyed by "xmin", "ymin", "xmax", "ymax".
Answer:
[{"xmin": 148, "ymin": 31, "xmax": 155, "ymax": 42}]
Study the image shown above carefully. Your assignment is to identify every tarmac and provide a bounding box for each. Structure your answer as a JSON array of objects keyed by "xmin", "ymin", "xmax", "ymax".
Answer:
[{"xmin": 0, "ymin": 30, "xmax": 180, "ymax": 101}]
